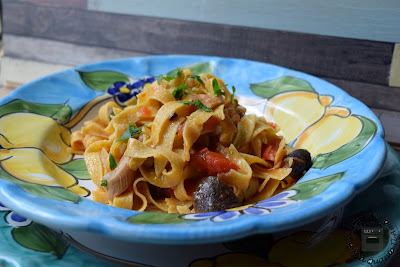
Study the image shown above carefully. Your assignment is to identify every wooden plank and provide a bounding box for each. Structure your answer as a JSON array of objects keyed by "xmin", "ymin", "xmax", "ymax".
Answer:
[
  {"xmin": 390, "ymin": 44, "xmax": 400, "ymax": 87},
  {"xmin": 88, "ymin": 0, "xmax": 400, "ymax": 43},
  {"xmin": 372, "ymin": 108, "xmax": 400, "ymax": 145},
  {"xmin": 0, "ymin": 57, "xmax": 73, "ymax": 85},
  {"xmin": 3, "ymin": 0, "xmax": 394, "ymax": 86},
  {"xmin": 3, "ymin": 34, "xmax": 149, "ymax": 66},
  {"xmin": 3, "ymin": 34, "xmax": 400, "ymax": 113},
  {"xmin": 0, "ymin": 83, "xmax": 18, "ymax": 99},
  {"xmin": 390, "ymin": 142, "xmax": 400, "ymax": 155},
  {"xmin": 16, "ymin": 0, "xmax": 87, "ymax": 9},
  {"xmin": 324, "ymin": 78, "xmax": 400, "ymax": 113}
]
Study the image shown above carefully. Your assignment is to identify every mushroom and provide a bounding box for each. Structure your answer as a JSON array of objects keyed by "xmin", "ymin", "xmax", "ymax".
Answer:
[
  {"xmin": 285, "ymin": 149, "xmax": 312, "ymax": 179},
  {"xmin": 193, "ymin": 176, "xmax": 242, "ymax": 213}
]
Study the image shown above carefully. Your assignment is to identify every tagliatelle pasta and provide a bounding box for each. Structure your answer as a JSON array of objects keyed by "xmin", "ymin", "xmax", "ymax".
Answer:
[{"xmin": 70, "ymin": 69, "xmax": 312, "ymax": 213}]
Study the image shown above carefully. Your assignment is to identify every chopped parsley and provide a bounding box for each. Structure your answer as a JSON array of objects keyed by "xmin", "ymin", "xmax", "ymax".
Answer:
[
  {"xmin": 212, "ymin": 78, "xmax": 227, "ymax": 96},
  {"xmin": 180, "ymin": 99, "xmax": 213, "ymax": 112},
  {"xmin": 176, "ymin": 68, "xmax": 183, "ymax": 77},
  {"xmin": 109, "ymin": 153, "xmax": 117, "ymax": 170},
  {"xmin": 231, "ymin": 85, "xmax": 238, "ymax": 104},
  {"xmin": 155, "ymin": 74, "xmax": 164, "ymax": 84},
  {"xmin": 100, "ymin": 179, "xmax": 108, "ymax": 188},
  {"xmin": 172, "ymin": 84, "xmax": 188, "ymax": 100},
  {"xmin": 117, "ymin": 123, "xmax": 146, "ymax": 142},
  {"xmin": 186, "ymin": 74, "xmax": 204, "ymax": 85},
  {"xmin": 156, "ymin": 68, "xmax": 184, "ymax": 84}
]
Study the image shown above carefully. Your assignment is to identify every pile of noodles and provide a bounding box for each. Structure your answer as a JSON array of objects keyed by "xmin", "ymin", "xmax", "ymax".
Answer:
[{"xmin": 69, "ymin": 69, "xmax": 295, "ymax": 213}]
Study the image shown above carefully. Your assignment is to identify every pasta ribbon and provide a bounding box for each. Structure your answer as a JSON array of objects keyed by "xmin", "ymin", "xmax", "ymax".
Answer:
[
  {"xmin": 70, "ymin": 69, "xmax": 307, "ymax": 214},
  {"xmin": 125, "ymin": 139, "xmax": 184, "ymax": 188}
]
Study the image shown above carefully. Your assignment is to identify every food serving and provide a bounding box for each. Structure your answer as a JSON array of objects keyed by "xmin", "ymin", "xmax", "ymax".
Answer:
[{"xmin": 69, "ymin": 68, "xmax": 312, "ymax": 213}]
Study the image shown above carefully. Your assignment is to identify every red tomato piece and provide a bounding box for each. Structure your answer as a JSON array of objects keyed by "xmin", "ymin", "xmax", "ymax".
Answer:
[
  {"xmin": 262, "ymin": 138, "xmax": 282, "ymax": 161},
  {"xmin": 268, "ymin": 122, "xmax": 277, "ymax": 129},
  {"xmin": 190, "ymin": 148, "xmax": 239, "ymax": 176},
  {"xmin": 139, "ymin": 106, "xmax": 152, "ymax": 118}
]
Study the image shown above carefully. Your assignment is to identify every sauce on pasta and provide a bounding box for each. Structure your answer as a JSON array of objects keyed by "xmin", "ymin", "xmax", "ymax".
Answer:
[{"xmin": 69, "ymin": 69, "xmax": 311, "ymax": 213}]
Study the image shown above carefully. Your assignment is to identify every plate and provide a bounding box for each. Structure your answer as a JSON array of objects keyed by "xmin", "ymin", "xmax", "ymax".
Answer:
[{"xmin": 0, "ymin": 55, "xmax": 386, "ymax": 244}]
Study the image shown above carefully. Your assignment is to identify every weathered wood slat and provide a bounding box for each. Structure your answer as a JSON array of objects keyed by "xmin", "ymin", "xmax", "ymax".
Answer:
[
  {"xmin": 3, "ymin": 0, "xmax": 394, "ymax": 86},
  {"xmin": 390, "ymin": 44, "xmax": 400, "ymax": 87},
  {"xmin": 372, "ymin": 108, "xmax": 400, "ymax": 145},
  {"xmin": 16, "ymin": 0, "xmax": 87, "ymax": 9},
  {"xmin": 0, "ymin": 56, "xmax": 73, "ymax": 84},
  {"xmin": 3, "ymin": 34, "xmax": 149, "ymax": 66},
  {"xmin": 3, "ymin": 34, "xmax": 400, "ymax": 113},
  {"xmin": 324, "ymin": 78, "xmax": 400, "ymax": 113}
]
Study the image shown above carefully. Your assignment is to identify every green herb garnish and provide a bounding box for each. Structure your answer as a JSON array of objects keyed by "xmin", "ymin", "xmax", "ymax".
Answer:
[
  {"xmin": 231, "ymin": 86, "xmax": 238, "ymax": 105},
  {"xmin": 163, "ymin": 76, "xmax": 175, "ymax": 82},
  {"xmin": 186, "ymin": 74, "xmax": 204, "ymax": 85},
  {"xmin": 117, "ymin": 123, "xmax": 146, "ymax": 142},
  {"xmin": 156, "ymin": 74, "xmax": 164, "ymax": 84},
  {"xmin": 176, "ymin": 68, "xmax": 183, "ymax": 77},
  {"xmin": 231, "ymin": 86, "xmax": 236, "ymax": 102},
  {"xmin": 100, "ymin": 179, "xmax": 108, "ymax": 188},
  {"xmin": 212, "ymin": 78, "xmax": 227, "ymax": 96},
  {"xmin": 156, "ymin": 68, "xmax": 184, "ymax": 84},
  {"xmin": 180, "ymin": 99, "xmax": 213, "ymax": 112},
  {"xmin": 172, "ymin": 84, "xmax": 188, "ymax": 100},
  {"xmin": 109, "ymin": 153, "xmax": 117, "ymax": 170}
]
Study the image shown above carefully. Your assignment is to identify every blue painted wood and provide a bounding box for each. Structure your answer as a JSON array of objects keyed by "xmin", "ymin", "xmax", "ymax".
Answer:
[{"xmin": 88, "ymin": 0, "xmax": 400, "ymax": 43}]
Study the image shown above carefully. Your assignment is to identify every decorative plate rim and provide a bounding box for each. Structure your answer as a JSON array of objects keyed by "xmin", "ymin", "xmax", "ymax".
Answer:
[{"xmin": 0, "ymin": 55, "xmax": 387, "ymax": 244}]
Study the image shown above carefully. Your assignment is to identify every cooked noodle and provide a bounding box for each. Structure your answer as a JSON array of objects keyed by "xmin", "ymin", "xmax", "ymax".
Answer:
[{"xmin": 70, "ymin": 69, "xmax": 301, "ymax": 213}]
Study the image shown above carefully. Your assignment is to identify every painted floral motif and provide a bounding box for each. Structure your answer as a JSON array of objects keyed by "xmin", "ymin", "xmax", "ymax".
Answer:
[
  {"xmin": 107, "ymin": 77, "xmax": 154, "ymax": 102},
  {"xmin": 0, "ymin": 201, "xmax": 71, "ymax": 258},
  {"xmin": 0, "ymin": 201, "xmax": 32, "ymax": 227},
  {"xmin": 0, "ymin": 109, "xmax": 89, "ymax": 199},
  {"xmin": 183, "ymin": 190, "xmax": 297, "ymax": 222},
  {"xmin": 246, "ymin": 76, "xmax": 377, "ymax": 169}
]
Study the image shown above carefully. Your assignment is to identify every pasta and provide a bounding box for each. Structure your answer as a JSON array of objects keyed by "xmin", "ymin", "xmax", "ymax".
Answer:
[{"xmin": 70, "ymin": 69, "xmax": 311, "ymax": 213}]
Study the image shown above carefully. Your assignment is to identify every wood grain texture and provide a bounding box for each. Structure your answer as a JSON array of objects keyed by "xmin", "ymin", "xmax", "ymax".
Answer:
[
  {"xmin": 324, "ymin": 78, "xmax": 400, "ymax": 113},
  {"xmin": 390, "ymin": 44, "xmax": 400, "ymax": 87},
  {"xmin": 0, "ymin": 56, "xmax": 73, "ymax": 84},
  {"xmin": 16, "ymin": 0, "xmax": 87, "ymax": 9},
  {"xmin": 3, "ymin": 0, "xmax": 394, "ymax": 86},
  {"xmin": 372, "ymin": 108, "xmax": 400, "ymax": 145},
  {"xmin": 3, "ymin": 34, "xmax": 149, "ymax": 66},
  {"xmin": 3, "ymin": 34, "xmax": 399, "ymax": 113}
]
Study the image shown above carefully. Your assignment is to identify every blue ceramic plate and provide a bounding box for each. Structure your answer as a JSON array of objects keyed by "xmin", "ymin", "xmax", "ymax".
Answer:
[{"xmin": 0, "ymin": 55, "xmax": 386, "ymax": 244}]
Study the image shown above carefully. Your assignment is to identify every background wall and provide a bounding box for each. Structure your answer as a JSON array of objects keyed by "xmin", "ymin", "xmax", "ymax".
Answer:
[
  {"xmin": 88, "ymin": 0, "xmax": 400, "ymax": 43},
  {"xmin": 0, "ymin": 0, "xmax": 399, "ymax": 149}
]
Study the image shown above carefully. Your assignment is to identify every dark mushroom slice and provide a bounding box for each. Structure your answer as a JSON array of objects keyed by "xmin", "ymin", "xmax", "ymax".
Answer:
[
  {"xmin": 193, "ymin": 176, "xmax": 242, "ymax": 213},
  {"xmin": 285, "ymin": 149, "xmax": 312, "ymax": 179}
]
